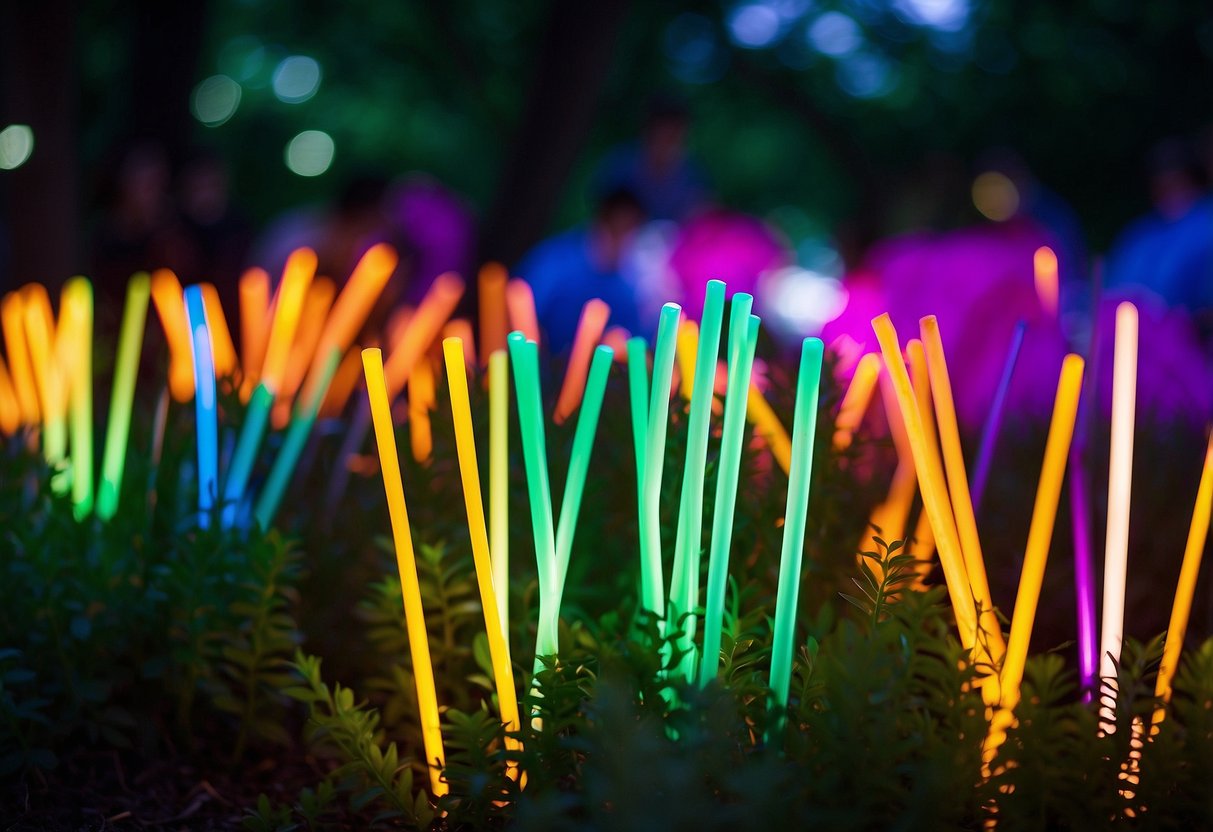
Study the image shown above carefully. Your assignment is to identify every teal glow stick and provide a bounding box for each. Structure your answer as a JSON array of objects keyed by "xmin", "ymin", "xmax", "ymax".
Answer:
[
  {"xmin": 97, "ymin": 273, "xmax": 150, "ymax": 521},
  {"xmin": 184, "ymin": 286, "xmax": 218, "ymax": 527},
  {"xmin": 222, "ymin": 383, "xmax": 274, "ymax": 527},
  {"xmin": 669, "ymin": 280, "xmax": 726, "ymax": 679},
  {"xmin": 507, "ymin": 332, "xmax": 560, "ymax": 666},
  {"xmin": 64, "ymin": 278, "xmax": 94, "ymax": 519},
  {"xmin": 626, "ymin": 337, "xmax": 648, "ymax": 481},
  {"xmin": 488, "ymin": 349, "xmax": 510, "ymax": 638},
  {"xmin": 639, "ymin": 304, "xmax": 681, "ymax": 619},
  {"xmin": 553, "ymin": 344, "xmax": 613, "ymax": 610},
  {"xmin": 768, "ymin": 337, "xmax": 824, "ymax": 735},
  {"xmin": 253, "ymin": 349, "xmax": 342, "ymax": 529},
  {"xmin": 699, "ymin": 302, "xmax": 759, "ymax": 688}
]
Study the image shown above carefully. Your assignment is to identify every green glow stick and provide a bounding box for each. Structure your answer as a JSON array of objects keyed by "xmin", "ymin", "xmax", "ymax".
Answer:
[
  {"xmin": 97, "ymin": 273, "xmax": 150, "ymax": 521},
  {"xmin": 506, "ymin": 332, "xmax": 560, "ymax": 666},
  {"xmin": 222, "ymin": 383, "xmax": 274, "ymax": 527},
  {"xmin": 65, "ymin": 278, "xmax": 94, "ymax": 519},
  {"xmin": 626, "ymin": 337, "xmax": 648, "ymax": 481},
  {"xmin": 639, "ymin": 304, "xmax": 681, "ymax": 619},
  {"xmin": 488, "ymin": 349, "xmax": 510, "ymax": 639},
  {"xmin": 553, "ymin": 344, "xmax": 613, "ymax": 611},
  {"xmin": 668, "ymin": 280, "xmax": 726, "ymax": 679},
  {"xmin": 699, "ymin": 302, "xmax": 759, "ymax": 688},
  {"xmin": 253, "ymin": 349, "xmax": 342, "ymax": 530},
  {"xmin": 768, "ymin": 337, "xmax": 824, "ymax": 735}
]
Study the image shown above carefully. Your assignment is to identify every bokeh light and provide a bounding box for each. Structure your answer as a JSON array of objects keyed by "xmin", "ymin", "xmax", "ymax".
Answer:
[
  {"xmin": 759, "ymin": 266, "xmax": 849, "ymax": 337},
  {"xmin": 727, "ymin": 2, "xmax": 783, "ymax": 49},
  {"xmin": 807, "ymin": 12, "xmax": 862, "ymax": 57},
  {"xmin": 272, "ymin": 55, "xmax": 322, "ymax": 104},
  {"xmin": 284, "ymin": 130, "xmax": 335, "ymax": 177},
  {"xmin": 836, "ymin": 51, "xmax": 898, "ymax": 98},
  {"xmin": 0, "ymin": 124, "xmax": 34, "ymax": 170},
  {"xmin": 893, "ymin": 0, "xmax": 970, "ymax": 31},
  {"xmin": 971, "ymin": 171, "xmax": 1020, "ymax": 221},
  {"xmin": 191, "ymin": 75, "xmax": 242, "ymax": 126}
]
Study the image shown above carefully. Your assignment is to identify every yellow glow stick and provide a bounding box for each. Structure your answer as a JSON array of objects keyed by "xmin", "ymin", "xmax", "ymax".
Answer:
[
  {"xmin": 479, "ymin": 262, "xmax": 509, "ymax": 367},
  {"xmin": 384, "ymin": 273, "xmax": 465, "ymax": 399},
  {"xmin": 1, "ymin": 292, "xmax": 39, "ymax": 425},
  {"xmin": 984, "ymin": 354, "xmax": 1083, "ymax": 764},
  {"xmin": 260, "ymin": 249, "xmax": 316, "ymax": 394},
  {"xmin": 505, "ymin": 279, "xmax": 540, "ymax": 344},
  {"xmin": 553, "ymin": 298, "xmax": 610, "ymax": 424},
  {"xmin": 22, "ymin": 285, "xmax": 67, "ymax": 470},
  {"xmin": 872, "ymin": 314, "xmax": 978, "ymax": 649},
  {"xmin": 63, "ymin": 278, "xmax": 94, "ymax": 517},
  {"xmin": 239, "ymin": 268, "xmax": 270, "ymax": 401},
  {"xmin": 833, "ymin": 352, "xmax": 881, "ymax": 451},
  {"xmin": 199, "ymin": 283, "xmax": 237, "ymax": 382},
  {"xmin": 443, "ymin": 319, "xmax": 476, "ymax": 371},
  {"xmin": 1152, "ymin": 430, "xmax": 1213, "ymax": 728},
  {"xmin": 320, "ymin": 347, "xmax": 364, "ymax": 419},
  {"xmin": 361, "ymin": 347, "xmax": 447, "ymax": 797},
  {"xmin": 442, "ymin": 338, "xmax": 522, "ymax": 779},
  {"xmin": 675, "ymin": 318, "xmax": 699, "ymax": 401},
  {"xmin": 0, "ymin": 354, "xmax": 19, "ymax": 435},
  {"xmin": 489, "ymin": 349, "xmax": 510, "ymax": 637},
  {"xmin": 747, "ymin": 385, "xmax": 792, "ymax": 475},
  {"xmin": 921, "ymin": 316, "xmax": 1005, "ymax": 663},
  {"xmin": 859, "ymin": 367, "xmax": 917, "ymax": 580},
  {"xmin": 1099, "ymin": 302, "xmax": 1137, "ymax": 734},
  {"xmin": 150, "ymin": 269, "xmax": 195, "ymax": 402},
  {"xmin": 408, "ymin": 355, "xmax": 435, "ymax": 463},
  {"xmin": 1034, "ymin": 246, "xmax": 1059, "ymax": 319}
]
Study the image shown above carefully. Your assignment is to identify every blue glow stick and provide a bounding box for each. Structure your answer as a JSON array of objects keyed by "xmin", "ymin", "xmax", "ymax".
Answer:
[{"xmin": 184, "ymin": 286, "xmax": 218, "ymax": 527}]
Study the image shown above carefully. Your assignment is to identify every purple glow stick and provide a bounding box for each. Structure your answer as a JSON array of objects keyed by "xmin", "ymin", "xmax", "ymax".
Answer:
[
  {"xmin": 1069, "ymin": 437, "xmax": 1098, "ymax": 698},
  {"xmin": 971, "ymin": 321, "xmax": 1026, "ymax": 515}
]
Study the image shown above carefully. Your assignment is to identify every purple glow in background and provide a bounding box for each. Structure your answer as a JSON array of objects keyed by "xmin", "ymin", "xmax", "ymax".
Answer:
[
  {"xmin": 1069, "ymin": 437, "xmax": 1099, "ymax": 696},
  {"xmin": 668, "ymin": 210, "xmax": 788, "ymax": 322}
]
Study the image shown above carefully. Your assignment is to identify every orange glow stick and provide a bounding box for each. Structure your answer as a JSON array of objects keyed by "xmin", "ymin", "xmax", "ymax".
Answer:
[
  {"xmin": 1, "ymin": 292, "xmax": 39, "ymax": 424},
  {"xmin": 200, "ymin": 284, "xmax": 237, "ymax": 381},
  {"xmin": 320, "ymin": 347, "xmax": 363, "ymax": 419},
  {"xmin": 872, "ymin": 313, "xmax": 978, "ymax": 650},
  {"xmin": 478, "ymin": 262, "xmax": 509, "ymax": 367},
  {"xmin": 505, "ymin": 279, "xmax": 540, "ymax": 344},
  {"xmin": 833, "ymin": 352, "xmax": 881, "ymax": 451},
  {"xmin": 274, "ymin": 277, "xmax": 335, "ymax": 427},
  {"xmin": 746, "ymin": 384, "xmax": 792, "ymax": 474},
  {"xmin": 0, "ymin": 354, "xmax": 18, "ymax": 435},
  {"xmin": 239, "ymin": 268, "xmax": 270, "ymax": 401},
  {"xmin": 383, "ymin": 273, "xmax": 465, "ymax": 399},
  {"xmin": 443, "ymin": 319, "xmax": 476, "ymax": 372},
  {"xmin": 408, "ymin": 355, "xmax": 435, "ymax": 463},
  {"xmin": 553, "ymin": 299, "xmax": 611, "ymax": 424},
  {"xmin": 602, "ymin": 326, "xmax": 631, "ymax": 361},
  {"xmin": 1034, "ymin": 246, "xmax": 1059, "ymax": 318},
  {"xmin": 921, "ymin": 316, "xmax": 1005, "ymax": 663},
  {"xmin": 22, "ymin": 284, "xmax": 67, "ymax": 469},
  {"xmin": 860, "ymin": 368, "xmax": 917, "ymax": 569},
  {"xmin": 1100, "ymin": 302, "xmax": 1138, "ymax": 734},
  {"xmin": 1152, "ymin": 430, "xmax": 1213, "ymax": 729},
  {"xmin": 260, "ymin": 249, "xmax": 316, "ymax": 393},
  {"xmin": 361, "ymin": 347, "xmax": 447, "ymax": 797},
  {"xmin": 675, "ymin": 318, "xmax": 699, "ymax": 401},
  {"xmin": 985, "ymin": 354, "xmax": 1083, "ymax": 764},
  {"xmin": 150, "ymin": 270, "xmax": 195, "ymax": 402}
]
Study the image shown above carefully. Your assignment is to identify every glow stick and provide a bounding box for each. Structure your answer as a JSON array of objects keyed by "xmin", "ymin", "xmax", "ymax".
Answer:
[
  {"xmin": 907, "ymin": 340, "xmax": 937, "ymax": 583},
  {"xmin": 768, "ymin": 337, "xmax": 824, "ymax": 724},
  {"xmin": 442, "ymin": 337, "xmax": 522, "ymax": 778},
  {"xmin": 22, "ymin": 285, "xmax": 67, "ymax": 474},
  {"xmin": 1034, "ymin": 246, "xmax": 1059, "ymax": 318},
  {"xmin": 506, "ymin": 332, "xmax": 560, "ymax": 665},
  {"xmin": 361, "ymin": 347, "xmax": 447, "ymax": 796},
  {"xmin": 669, "ymin": 280, "xmax": 726, "ymax": 678},
  {"xmin": 859, "ymin": 371, "xmax": 916, "ymax": 575},
  {"xmin": 489, "ymin": 350, "xmax": 510, "ymax": 635},
  {"xmin": 239, "ymin": 268, "xmax": 270, "ymax": 402},
  {"xmin": 553, "ymin": 345, "xmax": 613, "ymax": 607},
  {"xmin": 984, "ymin": 354, "xmax": 1083, "ymax": 763},
  {"xmin": 505, "ymin": 279, "xmax": 540, "ymax": 344},
  {"xmin": 63, "ymin": 278, "xmax": 94, "ymax": 518},
  {"xmin": 0, "ymin": 355, "xmax": 18, "ymax": 435},
  {"xmin": 260, "ymin": 248, "xmax": 316, "ymax": 393},
  {"xmin": 408, "ymin": 355, "xmax": 435, "ymax": 463},
  {"xmin": 747, "ymin": 385, "xmax": 792, "ymax": 475},
  {"xmin": 908, "ymin": 507, "xmax": 936, "ymax": 589},
  {"xmin": 479, "ymin": 262, "xmax": 509, "ymax": 367},
  {"xmin": 184, "ymin": 286, "xmax": 218, "ymax": 526},
  {"xmin": 553, "ymin": 299, "xmax": 610, "ymax": 424},
  {"xmin": 971, "ymin": 321, "xmax": 1026, "ymax": 514},
  {"xmin": 675, "ymin": 318, "xmax": 699, "ymax": 401},
  {"xmin": 1070, "ymin": 440, "xmax": 1098, "ymax": 695},
  {"xmin": 1099, "ymin": 302, "xmax": 1137, "ymax": 733},
  {"xmin": 639, "ymin": 304, "xmax": 681, "ymax": 617},
  {"xmin": 872, "ymin": 314, "xmax": 978, "ymax": 650},
  {"xmin": 443, "ymin": 319, "xmax": 476, "ymax": 372},
  {"xmin": 1, "ymin": 292, "xmax": 39, "ymax": 424},
  {"xmin": 200, "ymin": 283, "xmax": 237, "ymax": 381},
  {"xmin": 320, "ymin": 347, "xmax": 362, "ymax": 419},
  {"xmin": 150, "ymin": 269, "xmax": 195, "ymax": 402},
  {"xmin": 921, "ymin": 316, "xmax": 1005, "ymax": 662},
  {"xmin": 277, "ymin": 277, "xmax": 336, "ymax": 416},
  {"xmin": 253, "ymin": 349, "xmax": 342, "ymax": 529},
  {"xmin": 222, "ymin": 383, "xmax": 273, "ymax": 527},
  {"xmin": 97, "ymin": 274, "xmax": 150, "ymax": 520},
  {"xmin": 1152, "ymin": 430, "xmax": 1213, "ymax": 729},
  {"xmin": 384, "ymin": 273, "xmax": 465, "ymax": 398},
  {"xmin": 832, "ymin": 352, "xmax": 881, "ymax": 451},
  {"xmin": 626, "ymin": 337, "xmax": 648, "ymax": 481},
  {"xmin": 700, "ymin": 299, "xmax": 760, "ymax": 686},
  {"xmin": 602, "ymin": 326, "xmax": 630, "ymax": 360}
]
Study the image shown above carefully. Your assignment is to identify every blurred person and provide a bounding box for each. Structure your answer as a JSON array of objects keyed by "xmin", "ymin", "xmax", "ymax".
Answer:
[
  {"xmin": 1105, "ymin": 137, "xmax": 1213, "ymax": 316},
  {"xmin": 515, "ymin": 187, "xmax": 646, "ymax": 352},
  {"xmin": 177, "ymin": 149, "xmax": 252, "ymax": 313},
  {"xmin": 595, "ymin": 95, "xmax": 710, "ymax": 222}
]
